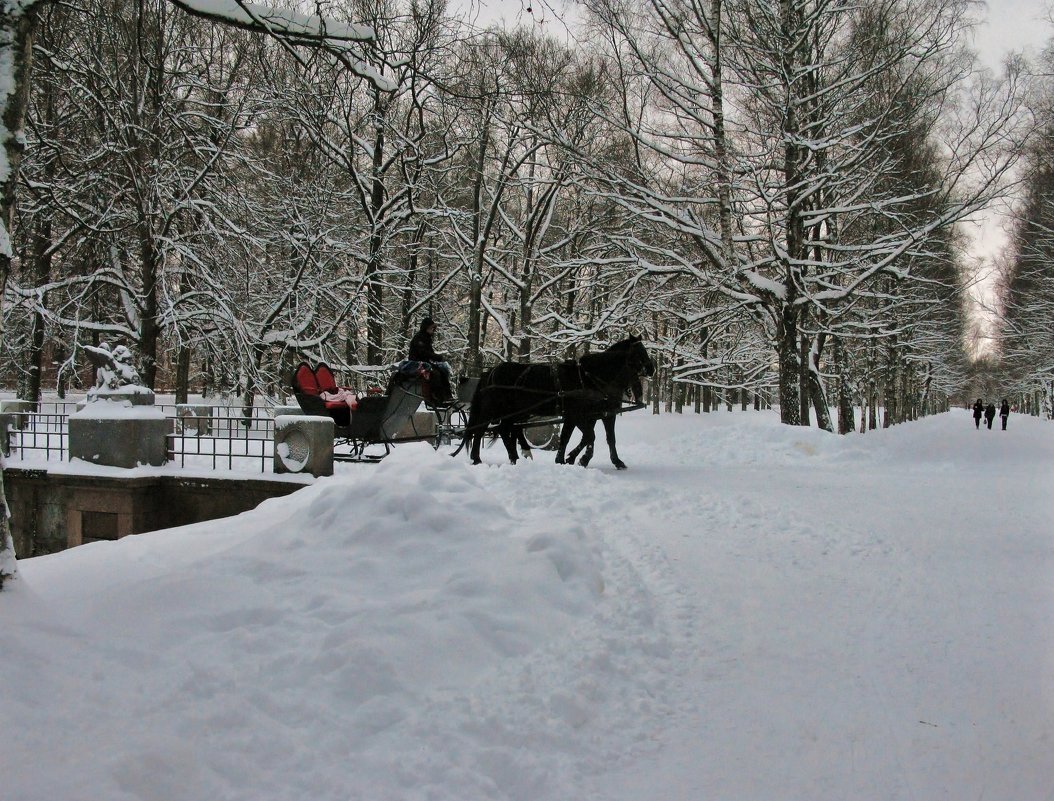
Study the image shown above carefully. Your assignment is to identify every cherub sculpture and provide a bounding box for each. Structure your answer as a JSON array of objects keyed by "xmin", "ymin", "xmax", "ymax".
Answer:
[{"xmin": 84, "ymin": 342, "xmax": 142, "ymax": 395}]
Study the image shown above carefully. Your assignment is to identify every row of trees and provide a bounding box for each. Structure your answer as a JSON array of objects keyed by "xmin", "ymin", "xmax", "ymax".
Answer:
[
  {"xmin": 995, "ymin": 31, "xmax": 1054, "ymax": 416},
  {"xmin": 0, "ymin": 0, "xmax": 1029, "ymax": 432}
]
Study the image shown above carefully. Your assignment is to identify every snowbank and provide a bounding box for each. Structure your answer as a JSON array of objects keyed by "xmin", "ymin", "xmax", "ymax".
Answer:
[{"xmin": 3, "ymin": 408, "xmax": 1052, "ymax": 800}]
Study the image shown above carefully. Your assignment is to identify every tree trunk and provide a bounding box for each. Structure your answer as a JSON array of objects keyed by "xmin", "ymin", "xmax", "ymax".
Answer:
[
  {"xmin": 776, "ymin": 304, "xmax": 801, "ymax": 425},
  {"xmin": 0, "ymin": 4, "xmax": 39, "ymax": 588},
  {"xmin": 833, "ymin": 336, "xmax": 854, "ymax": 434},
  {"xmin": 365, "ymin": 92, "xmax": 386, "ymax": 366},
  {"xmin": 806, "ymin": 333, "xmax": 833, "ymax": 432},
  {"xmin": 19, "ymin": 155, "xmax": 53, "ymax": 403},
  {"xmin": 465, "ymin": 119, "xmax": 490, "ymax": 374},
  {"xmin": 882, "ymin": 342, "xmax": 898, "ymax": 428},
  {"xmin": 138, "ymin": 231, "xmax": 162, "ymax": 388},
  {"xmin": 869, "ymin": 384, "xmax": 879, "ymax": 430},
  {"xmin": 798, "ymin": 333, "xmax": 811, "ymax": 425},
  {"xmin": 345, "ymin": 321, "xmax": 360, "ymax": 367},
  {"xmin": 174, "ymin": 346, "xmax": 191, "ymax": 405},
  {"xmin": 399, "ymin": 226, "xmax": 423, "ymax": 352}
]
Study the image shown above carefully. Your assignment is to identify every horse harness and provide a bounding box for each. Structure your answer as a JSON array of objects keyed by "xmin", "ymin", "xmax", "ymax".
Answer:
[{"xmin": 483, "ymin": 357, "xmax": 630, "ymax": 423}]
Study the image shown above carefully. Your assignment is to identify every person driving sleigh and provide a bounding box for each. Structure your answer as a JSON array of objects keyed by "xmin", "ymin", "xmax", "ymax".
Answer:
[{"xmin": 408, "ymin": 317, "xmax": 452, "ymax": 404}]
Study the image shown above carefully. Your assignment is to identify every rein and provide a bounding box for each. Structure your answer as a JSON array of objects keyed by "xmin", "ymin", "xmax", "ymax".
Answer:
[{"xmin": 477, "ymin": 355, "xmax": 636, "ymax": 425}]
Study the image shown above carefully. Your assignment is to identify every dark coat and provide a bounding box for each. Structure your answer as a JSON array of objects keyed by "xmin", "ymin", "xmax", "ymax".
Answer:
[
  {"xmin": 972, "ymin": 401, "xmax": 983, "ymax": 420},
  {"xmin": 1000, "ymin": 401, "xmax": 1010, "ymax": 418},
  {"xmin": 408, "ymin": 328, "xmax": 444, "ymax": 363},
  {"xmin": 984, "ymin": 404, "xmax": 996, "ymax": 422}
]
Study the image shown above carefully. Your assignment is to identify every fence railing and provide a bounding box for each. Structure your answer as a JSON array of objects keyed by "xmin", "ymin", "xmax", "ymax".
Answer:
[
  {"xmin": 163, "ymin": 405, "xmax": 275, "ymax": 473},
  {"xmin": 6, "ymin": 412, "xmax": 70, "ymax": 462},
  {"xmin": 3, "ymin": 402, "xmax": 280, "ymax": 473}
]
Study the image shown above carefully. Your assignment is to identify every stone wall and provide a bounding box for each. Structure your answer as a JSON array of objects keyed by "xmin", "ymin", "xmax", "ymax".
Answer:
[{"xmin": 4, "ymin": 468, "xmax": 310, "ymax": 558}]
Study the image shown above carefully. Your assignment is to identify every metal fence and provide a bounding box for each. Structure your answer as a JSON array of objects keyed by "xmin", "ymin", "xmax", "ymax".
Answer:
[
  {"xmin": 163, "ymin": 404, "xmax": 275, "ymax": 473},
  {"xmin": 5, "ymin": 411, "xmax": 70, "ymax": 462},
  {"xmin": 3, "ymin": 402, "xmax": 278, "ymax": 473}
]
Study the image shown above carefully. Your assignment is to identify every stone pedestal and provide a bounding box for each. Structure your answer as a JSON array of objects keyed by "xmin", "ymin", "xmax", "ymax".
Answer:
[
  {"xmin": 69, "ymin": 401, "xmax": 171, "ymax": 468},
  {"xmin": 274, "ymin": 415, "xmax": 334, "ymax": 477},
  {"xmin": 0, "ymin": 399, "xmax": 34, "ymax": 429},
  {"xmin": 395, "ymin": 411, "xmax": 437, "ymax": 440},
  {"xmin": 176, "ymin": 404, "xmax": 212, "ymax": 435},
  {"xmin": 0, "ymin": 414, "xmax": 13, "ymax": 456}
]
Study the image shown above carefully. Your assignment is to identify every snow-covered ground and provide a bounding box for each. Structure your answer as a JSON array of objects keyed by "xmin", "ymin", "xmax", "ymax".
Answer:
[{"xmin": 2, "ymin": 408, "xmax": 1052, "ymax": 801}]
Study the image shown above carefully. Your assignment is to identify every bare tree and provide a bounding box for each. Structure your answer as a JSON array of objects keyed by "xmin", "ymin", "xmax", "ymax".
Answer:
[{"xmin": 0, "ymin": 0, "xmax": 388, "ymax": 587}]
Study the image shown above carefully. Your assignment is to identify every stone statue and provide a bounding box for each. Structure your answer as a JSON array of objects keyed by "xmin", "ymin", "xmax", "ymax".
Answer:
[
  {"xmin": 84, "ymin": 342, "xmax": 141, "ymax": 390},
  {"xmin": 83, "ymin": 342, "xmax": 152, "ymax": 405}
]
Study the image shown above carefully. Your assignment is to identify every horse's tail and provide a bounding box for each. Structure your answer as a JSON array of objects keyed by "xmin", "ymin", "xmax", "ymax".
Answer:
[{"xmin": 450, "ymin": 370, "xmax": 489, "ymax": 458}]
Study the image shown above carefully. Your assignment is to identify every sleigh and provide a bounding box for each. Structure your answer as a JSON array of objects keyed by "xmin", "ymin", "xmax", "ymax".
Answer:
[{"xmin": 291, "ymin": 362, "xmax": 439, "ymax": 462}]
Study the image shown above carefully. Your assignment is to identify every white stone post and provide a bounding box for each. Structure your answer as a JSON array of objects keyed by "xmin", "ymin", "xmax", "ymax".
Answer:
[{"xmin": 274, "ymin": 415, "xmax": 334, "ymax": 477}]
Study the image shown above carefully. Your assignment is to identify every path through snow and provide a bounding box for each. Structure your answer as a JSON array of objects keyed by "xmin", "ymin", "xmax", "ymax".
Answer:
[{"xmin": 2, "ymin": 408, "xmax": 1052, "ymax": 800}]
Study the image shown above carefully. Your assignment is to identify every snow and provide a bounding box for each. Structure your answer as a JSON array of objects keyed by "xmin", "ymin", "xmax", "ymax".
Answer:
[
  {"xmin": 171, "ymin": 0, "xmax": 375, "ymax": 42},
  {"xmin": 2, "ymin": 408, "xmax": 1052, "ymax": 800},
  {"xmin": 69, "ymin": 398, "xmax": 167, "ymax": 420},
  {"xmin": 166, "ymin": 0, "xmax": 397, "ymax": 91}
]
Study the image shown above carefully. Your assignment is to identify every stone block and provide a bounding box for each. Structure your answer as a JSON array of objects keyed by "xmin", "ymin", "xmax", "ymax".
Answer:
[
  {"xmin": 176, "ymin": 404, "xmax": 212, "ymax": 435},
  {"xmin": 394, "ymin": 410, "xmax": 436, "ymax": 440},
  {"xmin": 69, "ymin": 402, "xmax": 171, "ymax": 468},
  {"xmin": 0, "ymin": 399, "xmax": 33, "ymax": 429},
  {"xmin": 274, "ymin": 415, "xmax": 334, "ymax": 477}
]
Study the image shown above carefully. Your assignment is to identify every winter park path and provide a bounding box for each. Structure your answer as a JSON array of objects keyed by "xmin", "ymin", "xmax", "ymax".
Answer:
[
  {"xmin": 1, "ymin": 409, "xmax": 1052, "ymax": 801},
  {"xmin": 576, "ymin": 412, "xmax": 1054, "ymax": 801},
  {"xmin": 455, "ymin": 409, "xmax": 1054, "ymax": 800}
]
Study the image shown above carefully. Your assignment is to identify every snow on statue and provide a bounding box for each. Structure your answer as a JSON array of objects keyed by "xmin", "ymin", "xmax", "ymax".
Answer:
[
  {"xmin": 82, "ymin": 342, "xmax": 153, "ymax": 404},
  {"xmin": 84, "ymin": 342, "xmax": 140, "ymax": 389}
]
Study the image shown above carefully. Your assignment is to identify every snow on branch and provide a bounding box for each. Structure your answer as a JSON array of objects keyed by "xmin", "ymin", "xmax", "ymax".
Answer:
[
  {"xmin": 167, "ymin": 0, "xmax": 396, "ymax": 91},
  {"xmin": 169, "ymin": 0, "xmax": 372, "ymax": 41}
]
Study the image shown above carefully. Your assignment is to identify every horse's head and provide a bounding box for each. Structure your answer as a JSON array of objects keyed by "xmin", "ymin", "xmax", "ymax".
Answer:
[{"xmin": 618, "ymin": 335, "xmax": 655, "ymax": 378}]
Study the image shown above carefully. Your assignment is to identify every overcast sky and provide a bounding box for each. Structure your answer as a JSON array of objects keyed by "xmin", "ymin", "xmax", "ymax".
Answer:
[
  {"xmin": 467, "ymin": 1, "xmax": 1052, "ymax": 76},
  {"xmin": 974, "ymin": 0, "xmax": 1050, "ymax": 69},
  {"xmin": 966, "ymin": 1, "xmax": 1050, "ymax": 306}
]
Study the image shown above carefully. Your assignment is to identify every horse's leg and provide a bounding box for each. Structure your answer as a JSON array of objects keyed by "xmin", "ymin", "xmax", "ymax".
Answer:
[
  {"xmin": 576, "ymin": 423, "xmax": 597, "ymax": 467},
  {"xmin": 470, "ymin": 429, "xmax": 483, "ymax": 464},
  {"xmin": 565, "ymin": 422, "xmax": 588, "ymax": 465},
  {"xmin": 602, "ymin": 413, "xmax": 627, "ymax": 469},
  {"xmin": 500, "ymin": 423, "xmax": 518, "ymax": 464},
  {"xmin": 555, "ymin": 419, "xmax": 576, "ymax": 464}
]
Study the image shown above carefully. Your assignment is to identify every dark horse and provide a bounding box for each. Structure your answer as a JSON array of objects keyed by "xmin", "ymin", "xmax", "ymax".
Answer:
[
  {"xmin": 459, "ymin": 336, "xmax": 654, "ymax": 467},
  {"xmin": 557, "ymin": 374, "xmax": 646, "ymax": 469},
  {"xmin": 555, "ymin": 340, "xmax": 654, "ymax": 469}
]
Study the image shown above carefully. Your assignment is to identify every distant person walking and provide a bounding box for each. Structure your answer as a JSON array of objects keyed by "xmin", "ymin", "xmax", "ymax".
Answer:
[
  {"xmin": 984, "ymin": 402, "xmax": 996, "ymax": 430},
  {"xmin": 972, "ymin": 398, "xmax": 984, "ymax": 429},
  {"xmin": 1000, "ymin": 399, "xmax": 1010, "ymax": 430}
]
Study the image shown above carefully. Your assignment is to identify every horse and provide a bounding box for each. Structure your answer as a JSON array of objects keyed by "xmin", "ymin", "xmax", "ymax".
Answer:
[
  {"xmin": 458, "ymin": 336, "xmax": 654, "ymax": 466},
  {"xmin": 558, "ymin": 376, "xmax": 645, "ymax": 469},
  {"xmin": 555, "ymin": 339, "xmax": 654, "ymax": 469}
]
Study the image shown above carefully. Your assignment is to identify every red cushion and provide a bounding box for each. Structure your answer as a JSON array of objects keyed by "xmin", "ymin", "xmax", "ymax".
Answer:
[
  {"xmin": 315, "ymin": 364, "xmax": 338, "ymax": 394},
  {"xmin": 294, "ymin": 363, "xmax": 319, "ymax": 395}
]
